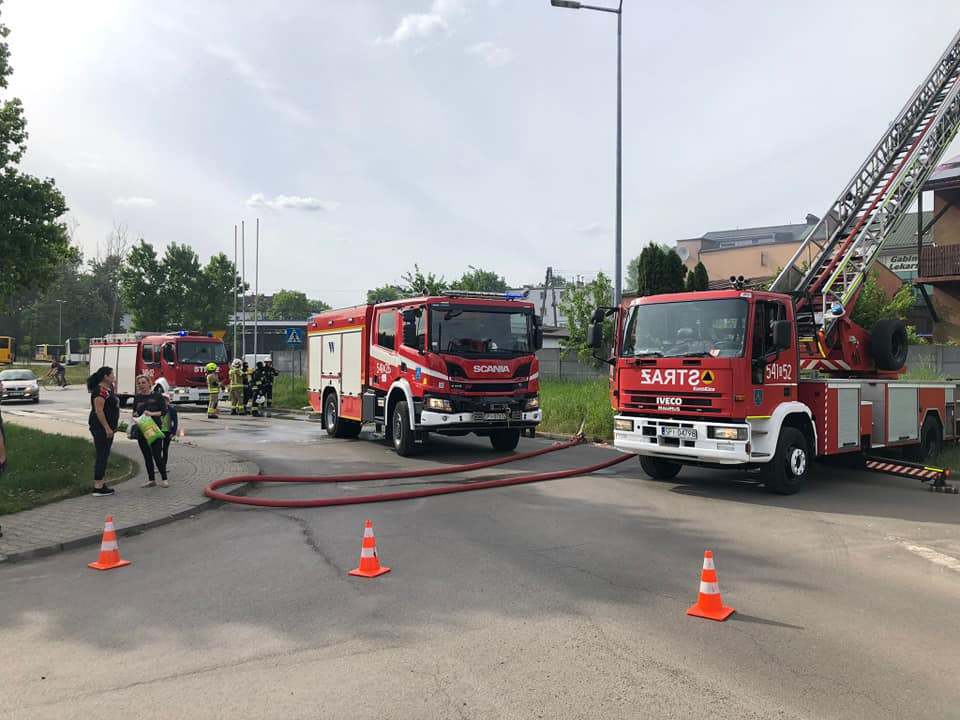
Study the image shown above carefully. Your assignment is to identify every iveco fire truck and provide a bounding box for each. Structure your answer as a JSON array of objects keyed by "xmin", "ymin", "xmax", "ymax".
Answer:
[
  {"xmin": 589, "ymin": 28, "xmax": 960, "ymax": 494},
  {"xmin": 307, "ymin": 291, "xmax": 543, "ymax": 455},
  {"xmin": 90, "ymin": 331, "xmax": 229, "ymax": 405}
]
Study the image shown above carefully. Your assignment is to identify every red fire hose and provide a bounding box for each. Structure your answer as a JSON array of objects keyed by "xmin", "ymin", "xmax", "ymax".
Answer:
[{"xmin": 204, "ymin": 435, "xmax": 635, "ymax": 509}]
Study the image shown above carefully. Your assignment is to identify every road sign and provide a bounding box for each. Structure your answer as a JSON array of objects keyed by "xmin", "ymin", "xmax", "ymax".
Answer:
[{"xmin": 284, "ymin": 327, "xmax": 304, "ymax": 346}]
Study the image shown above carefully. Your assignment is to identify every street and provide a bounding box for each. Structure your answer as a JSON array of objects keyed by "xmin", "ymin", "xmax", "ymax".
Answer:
[{"xmin": 1, "ymin": 388, "xmax": 959, "ymax": 719}]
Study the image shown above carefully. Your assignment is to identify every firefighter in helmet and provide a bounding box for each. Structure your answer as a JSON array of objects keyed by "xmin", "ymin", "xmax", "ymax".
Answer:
[
  {"xmin": 205, "ymin": 362, "xmax": 221, "ymax": 419},
  {"xmin": 229, "ymin": 359, "xmax": 245, "ymax": 415}
]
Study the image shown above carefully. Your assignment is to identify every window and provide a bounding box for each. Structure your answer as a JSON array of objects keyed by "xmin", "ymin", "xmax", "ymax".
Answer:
[
  {"xmin": 177, "ymin": 341, "xmax": 228, "ymax": 364},
  {"xmin": 751, "ymin": 300, "xmax": 788, "ymax": 359},
  {"xmin": 0, "ymin": 338, "xmax": 8, "ymax": 349},
  {"xmin": 142, "ymin": 345, "xmax": 154, "ymax": 363},
  {"xmin": 377, "ymin": 310, "xmax": 397, "ymax": 349},
  {"xmin": 621, "ymin": 299, "xmax": 748, "ymax": 358},
  {"xmin": 162, "ymin": 344, "xmax": 176, "ymax": 363}
]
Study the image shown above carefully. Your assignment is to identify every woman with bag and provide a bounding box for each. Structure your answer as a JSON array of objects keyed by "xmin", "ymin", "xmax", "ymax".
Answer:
[
  {"xmin": 132, "ymin": 375, "xmax": 168, "ymax": 487},
  {"xmin": 87, "ymin": 366, "xmax": 119, "ymax": 496}
]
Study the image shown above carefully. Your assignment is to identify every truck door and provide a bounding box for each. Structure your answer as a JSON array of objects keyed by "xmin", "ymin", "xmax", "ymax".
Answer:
[
  {"xmin": 748, "ymin": 299, "xmax": 797, "ymax": 417},
  {"xmin": 370, "ymin": 308, "xmax": 399, "ymax": 394},
  {"xmin": 160, "ymin": 343, "xmax": 177, "ymax": 384},
  {"xmin": 141, "ymin": 343, "xmax": 160, "ymax": 385}
]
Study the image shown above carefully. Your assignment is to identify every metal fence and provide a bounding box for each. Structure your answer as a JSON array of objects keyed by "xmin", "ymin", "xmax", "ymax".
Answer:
[{"xmin": 906, "ymin": 345, "xmax": 960, "ymax": 378}]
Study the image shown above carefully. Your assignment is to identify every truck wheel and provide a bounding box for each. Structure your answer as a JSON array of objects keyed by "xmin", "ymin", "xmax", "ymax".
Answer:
[
  {"xmin": 639, "ymin": 456, "xmax": 682, "ymax": 480},
  {"xmin": 392, "ymin": 401, "xmax": 416, "ymax": 456},
  {"xmin": 871, "ymin": 319, "xmax": 908, "ymax": 371},
  {"xmin": 906, "ymin": 415, "xmax": 943, "ymax": 463},
  {"xmin": 762, "ymin": 426, "xmax": 809, "ymax": 495},
  {"xmin": 324, "ymin": 393, "xmax": 353, "ymax": 439},
  {"xmin": 490, "ymin": 429, "xmax": 521, "ymax": 451}
]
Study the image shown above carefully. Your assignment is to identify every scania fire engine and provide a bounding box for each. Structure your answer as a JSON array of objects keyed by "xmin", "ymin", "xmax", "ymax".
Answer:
[
  {"xmin": 589, "ymin": 27, "xmax": 960, "ymax": 494},
  {"xmin": 307, "ymin": 291, "xmax": 543, "ymax": 455},
  {"xmin": 90, "ymin": 331, "xmax": 229, "ymax": 405}
]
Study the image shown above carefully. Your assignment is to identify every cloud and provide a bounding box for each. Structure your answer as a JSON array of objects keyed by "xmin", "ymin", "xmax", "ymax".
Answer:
[
  {"xmin": 378, "ymin": 0, "xmax": 465, "ymax": 45},
  {"xmin": 245, "ymin": 193, "xmax": 339, "ymax": 212},
  {"xmin": 113, "ymin": 196, "xmax": 157, "ymax": 208},
  {"xmin": 465, "ymin": 41, "xmax": 513, "ymax": 68},
  {"xmin": 580, "ymin": 223, "xmax": 609, "ymax": 237}
]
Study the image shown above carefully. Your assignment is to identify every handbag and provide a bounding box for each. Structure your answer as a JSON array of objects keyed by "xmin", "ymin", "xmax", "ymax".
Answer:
[{"xmin": 135, "ymin": 414, "xmax": 164, "ymax": 445}]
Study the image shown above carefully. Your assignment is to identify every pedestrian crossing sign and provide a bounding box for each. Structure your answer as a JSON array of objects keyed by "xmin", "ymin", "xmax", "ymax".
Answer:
[{"xmin": 285, "ymin": 328, "xmax": 303, "ymax": 346}]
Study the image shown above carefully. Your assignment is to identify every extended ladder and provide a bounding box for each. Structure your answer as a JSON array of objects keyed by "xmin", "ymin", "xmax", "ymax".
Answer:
[{"xmin": 770, "ymin": 27, "xmax": 960, "ymax": 339}]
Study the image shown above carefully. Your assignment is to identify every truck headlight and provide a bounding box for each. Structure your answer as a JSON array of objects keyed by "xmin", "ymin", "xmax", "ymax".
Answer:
[
  {"xmin": 614, "ymin": 418, "xmax": 635, "ymax": 432},
  {"xmin": 425, "ymin": 397, "xmax": 453, "ymax": 412},
  {"xmin": 708, "ymin": 426, "xmax": 747, "ymax": 441},
  {"xmin": 524, "ymin": 396, "xmax": 540, "ymax": 411}
]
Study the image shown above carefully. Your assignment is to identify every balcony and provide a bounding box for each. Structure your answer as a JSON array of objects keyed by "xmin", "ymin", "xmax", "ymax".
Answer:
[{"xmin": 917, "ymin": 244, "xmax": 960, "ymax": 283}]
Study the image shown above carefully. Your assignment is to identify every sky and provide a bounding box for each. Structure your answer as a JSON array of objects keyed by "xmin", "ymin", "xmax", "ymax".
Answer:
[{"xmin": 6, "ymin": 0, "xmax": 960, "ymax": 305}]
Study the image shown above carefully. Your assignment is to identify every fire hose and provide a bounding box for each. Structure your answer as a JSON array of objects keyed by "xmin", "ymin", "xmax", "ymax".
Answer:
[{"xmin": 203, "ymin": 434, "xmax": 635, "ymax": 509}]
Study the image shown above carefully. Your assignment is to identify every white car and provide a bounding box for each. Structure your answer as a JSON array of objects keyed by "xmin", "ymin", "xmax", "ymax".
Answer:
[{"xmin": 0, "ymin": 369, "xmax": 40, "ymax": 403}]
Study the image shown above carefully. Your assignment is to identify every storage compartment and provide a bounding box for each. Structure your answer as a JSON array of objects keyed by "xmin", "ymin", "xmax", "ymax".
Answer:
[
  {"xmin": 888, "ymin": 385, "xmax": 919, "ymax": 442},
  {"xmin": 836, "ymin": 387, "xmax": 860, "ymax": 449},
  {"xmin": 859, "ymin": 382, "xmax": 886, "ymax": 446}
]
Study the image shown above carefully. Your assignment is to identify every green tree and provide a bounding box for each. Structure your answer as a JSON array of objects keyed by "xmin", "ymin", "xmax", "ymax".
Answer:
[
  {"xmin": 628, "ymin": 243, "xmax": 687, "ymax": 296},
  {"xmin": 120, "ymin": 240, "xmax": 167, "ymax": 331},
  {"xmin": 366, "ymin": 284, "xmax": 403, "ymax": 303},
  {"xmin": 685, "ymin": 261, "xmax": 709, "ymax": 291},
  {"xmin": 268, "ymin": 289, "xmax": 330, "ymax": 320},
  {"xmin": 159, "ymin": 243, "xmax": 203, "ymax": 330},
  {"xmin": 0, "ymin": 1, "xmax": 75, "ymax": 304},
  {"xmin": 401, "ymin": 264, "xmax": 448, "ymax": 296},
  {"xmin": 850, "ymin": 270, "xmax": 915, "ymax": 330},
  {"xmin": 198, "ymin": 252, "xmax": 241, "ymax": 331},
  {"xmin": 558, "ymin": 271, "xmax": 614, "ymax": 367},
  {"xmin": 451, "ymin": 266, "xmax": 509, "ymax": 293}
]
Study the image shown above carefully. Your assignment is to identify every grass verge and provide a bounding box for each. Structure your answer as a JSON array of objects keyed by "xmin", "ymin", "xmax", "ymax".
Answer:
[
  {"xmin": 0, "ymin": 424, "xmax": 136, "ymax": 515},
  {"xmin": 540, "ymin": 377, "xmax": 613, "ymax": 441},
  {"xmin": 271, "ymin": 375, "xmax": 309, "ymax": 410}
]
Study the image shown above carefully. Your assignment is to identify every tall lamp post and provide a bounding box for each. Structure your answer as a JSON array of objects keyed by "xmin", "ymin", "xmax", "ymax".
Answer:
[
  {"xmin": 55, "ymin": 299, "xmax": 67, "ymax": 346},
  {"xmin": 550, "ymin": 0, "xmax": 623, "ymax": 306}
]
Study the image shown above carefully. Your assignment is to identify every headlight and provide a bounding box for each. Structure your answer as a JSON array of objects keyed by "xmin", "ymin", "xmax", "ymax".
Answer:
[
  {"xmin": 524, "ymin": 396, "xmax": 540, "ymax": 411},
  {"xmin": 24, "ymin": 386, "xmax": 33, "ymax": 395},
  {"xmin": 425, "ymin": 397, "xmax": 453, "ymax": 412},
  {"xmin": 708, "ymin": 426, "xmax": 747, "ymax": 441},
  {"xmin": 614, "ymin": 418, "xmax": 635, "ymax": 432}
]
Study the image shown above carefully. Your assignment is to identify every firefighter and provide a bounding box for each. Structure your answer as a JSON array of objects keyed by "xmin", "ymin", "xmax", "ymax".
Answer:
[
  {"xmin": 228, "ymin": 359, "xmax": 245, "ymax": 415},
  {"xmin": 250, "ymin": 361, "xmax": 265, "ymax": 417},
  {"xmin": 261, "ymin": 358, "xmax": 280, "ymax": 412},
  {"xmin": 241, "ymin": 361, "xmax": 252, "ymax": 415},
  {"xmin": 205, "ymin": 362, "xmax": 221, "ymax": 419}
]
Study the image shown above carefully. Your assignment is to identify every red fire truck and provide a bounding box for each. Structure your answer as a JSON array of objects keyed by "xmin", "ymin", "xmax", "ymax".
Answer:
[
  {"xmin": 90, "ymin": 331, "xmax": 230, "ymax": 405},
  {"xmin": 307, "ymin": 291, "xmax": 543, "ymax": 455},
  {"xmin": 588, "ymin": 28, "xmax": 960, "ymax": 494}
]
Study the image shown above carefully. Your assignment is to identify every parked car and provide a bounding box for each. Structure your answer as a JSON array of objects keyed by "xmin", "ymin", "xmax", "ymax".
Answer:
[{"xmin": 0, "ymin": 369, "xmax": 40, "ymax": 403}]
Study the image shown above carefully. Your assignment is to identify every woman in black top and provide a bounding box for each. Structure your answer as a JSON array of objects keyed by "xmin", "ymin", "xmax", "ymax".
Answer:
[
  {"xmin": 133, "ymin": 375, "xmax": 169, "ymax": 487},
  {"xmin": 87, "ymin": 366, "xmax": 119, "ymax": 497}
]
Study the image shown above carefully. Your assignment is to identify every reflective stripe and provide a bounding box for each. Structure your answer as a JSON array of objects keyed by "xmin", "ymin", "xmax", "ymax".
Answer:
[
  {"xmin": 360, "ymin": 546, "xmax": 376, "ymax": 558},
  {"xmin": 702, "ymin": 557, "xmax": 715, "ymax": 570},
  {"xmin": 363, "ymin": 527, "xmax": 374, "ymax": 539},
  {"xmin": 104, "ymin": 522, "xmax": 115, "ymax": 532},
  {"xmin": 699, "ymin": 581, "xmax": 720, "ymax": 595},
  {"xmin": 100, "ymin": 540, "xmax": 118, "ymax": 551}
]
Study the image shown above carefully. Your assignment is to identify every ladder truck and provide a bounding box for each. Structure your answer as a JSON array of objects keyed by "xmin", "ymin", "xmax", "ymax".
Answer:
[{"xmin": 589, "ymin": 28, "xmax": 960, "ymax": 494}]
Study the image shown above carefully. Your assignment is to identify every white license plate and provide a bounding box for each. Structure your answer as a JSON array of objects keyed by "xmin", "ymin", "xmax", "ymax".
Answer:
[
  {"xmin": 660, "ymin": 427, "xmax": 697, "ymax": 440},
  {"xmin": 475, "ymin": 412, "xmax": 508, "ymax": 421}
]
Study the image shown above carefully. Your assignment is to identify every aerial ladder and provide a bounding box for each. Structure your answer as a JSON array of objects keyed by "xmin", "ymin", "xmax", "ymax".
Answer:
[{"xmin": 769, "ymin": 27, "xmax": 960, "ymax": 374}]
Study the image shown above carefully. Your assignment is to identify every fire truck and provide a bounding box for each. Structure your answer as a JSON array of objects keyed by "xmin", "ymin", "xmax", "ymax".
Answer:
[
  {"xmin": 588, "ymin": 28, "xmax": 960, "ymax": 494},
  {"xmin": 89, "ymin": 331, "xmax": 229, "ymax": 405},
  {"xmin": 307, "ymin": 291, "xmax": 543, "ymax": 455}
]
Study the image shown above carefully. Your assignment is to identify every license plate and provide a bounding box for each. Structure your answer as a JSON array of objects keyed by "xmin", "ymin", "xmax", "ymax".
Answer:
[
  {"xmin": 660, "ymin": 426, "xmax": 697, "ymax": 440},
  {"xmin": 474, "ymin": 412, "xmax": 508, "ymax": 421}
]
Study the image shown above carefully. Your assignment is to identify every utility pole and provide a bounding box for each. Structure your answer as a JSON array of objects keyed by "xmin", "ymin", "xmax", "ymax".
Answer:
[
  {"xmin": 241, "ymin": 220, "xmax": 246, "ymax": 358},
  {"xmin": 253, "ymin": 218, "xmax": 259, "ymax": 358},
  {"xmin": 233, "ymin": 224, "xmax": 238, "ymax": 360},
  {"xmin": 55, "ymin": 299, "xmax": 67, "ymax": 346}
]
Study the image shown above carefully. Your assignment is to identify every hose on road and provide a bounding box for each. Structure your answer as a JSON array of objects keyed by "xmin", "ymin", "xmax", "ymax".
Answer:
[{"xmin": 204, "ymin": 435, "xmax": 635, "ymax": 509}]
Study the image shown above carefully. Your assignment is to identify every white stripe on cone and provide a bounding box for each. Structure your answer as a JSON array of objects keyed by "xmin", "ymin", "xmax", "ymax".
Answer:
[
  {"xmin": 100, "ymin": 540, "xmax": 118, "ymax": 551},
  {"xmin": 702, "ymin": 557, "xmax": 715, "ymax": 570},
  {"xmin": 363, "ymin": 527, "xmax": 374, "ymax": 538},
  {"xmin": 104, "ymin": 522, "xmax": 115, "ymax": 532},
  {"xmin": 699, "ymin": 581, "xmax": 720, "ymax": 595},
  {"xmin": 360, "ymin": 546, "xmax": 376, "ymax": 558}
]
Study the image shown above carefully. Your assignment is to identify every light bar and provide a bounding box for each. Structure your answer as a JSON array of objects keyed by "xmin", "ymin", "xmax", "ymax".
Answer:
[{"xmin": 441, "ymin": 290, "xmax": 530, "ymax": 300}]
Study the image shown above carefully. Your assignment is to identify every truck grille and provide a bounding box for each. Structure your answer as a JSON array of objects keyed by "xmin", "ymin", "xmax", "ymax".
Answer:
[{"xmin": 622, "ymin": 390, "xmax": 722, "ymax": 414}]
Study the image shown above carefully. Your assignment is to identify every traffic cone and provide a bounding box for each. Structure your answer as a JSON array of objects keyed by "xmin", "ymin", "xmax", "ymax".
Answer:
[
  {"xmin": 686, "ymin": 549, "xmax": 734, "ymax": 621},
  {"xmin": 87, "ymin": 515, "xmax": 131, "ymax": 571},
  {"xmin": 348, "ymin": 519, "xmax": 390, "ymax": 578}
]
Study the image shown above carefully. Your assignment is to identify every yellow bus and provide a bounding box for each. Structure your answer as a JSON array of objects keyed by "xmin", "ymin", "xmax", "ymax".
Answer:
[
  {"xmin": 0, "ymin": 336, "xmax": 13, "ymax": 364},
  {"xmin": 34, "ymin": 344, "xmax": 64, "ymax": 363}
]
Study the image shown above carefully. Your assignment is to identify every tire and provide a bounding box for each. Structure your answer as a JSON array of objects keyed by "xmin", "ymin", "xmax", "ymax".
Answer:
[
  {"xmin": 324, "ymin": 393, "xmax": 354, "ymax": 439},
  {"xmin": 391, "ymin": 400, "xmax": 416, "ymax": 456},
  {"xmin": 639, "ymin": 456, "xmax": 682, "ymax": 480},
  {"xmin": 761, "ymin": 426, "xmax": 810, "ymax": 495},
  {"xmin": 871, "ymin": 319, "xmax": 908, "ymax": 371},
  {"xmin": 906, "ymin": 414, "xmax": 943, "ymax": 463},
  {"xmin": 33, "ymin": 396, "xmax": 40, "ymax": 404},
  {"xmin": 490, "ymin": 429, "xmax": 521, "ymax": 452}
]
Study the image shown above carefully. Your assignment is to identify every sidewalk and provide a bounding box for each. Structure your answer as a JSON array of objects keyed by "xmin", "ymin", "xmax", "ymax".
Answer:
[{"xmin": 0, "ymin": 413, "xmax": 258, "ymax": 563}]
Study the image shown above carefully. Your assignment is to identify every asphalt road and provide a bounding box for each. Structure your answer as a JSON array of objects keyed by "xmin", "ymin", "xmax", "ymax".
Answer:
[{"xmin": 1, "ymin": 388, "xmax": 959, "ymax": 719}]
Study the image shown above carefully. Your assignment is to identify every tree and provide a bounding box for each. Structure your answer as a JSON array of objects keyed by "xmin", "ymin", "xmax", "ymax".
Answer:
[
  {"xmin": 366, "ymin": 284, "xmax": 403, "ymax": 303},
  {"xmin": 685, "ymin": 261, "xmax": 709, "ymax": 291},
  {"xmin": 0, "ymin": 1, "xmax": 75, "ymax": 305},
  {"xmin": 401, "ymin": 264, "xmax": 448, "ymax": 296},
  {"xmin": 850, "ymin": 270, "xmax": 915, "ymax": 331},
  {"xmin": 558, "ymin": 271, "xmax": 614, "ymax": 367},
  {"xmin": 451, "ymin": 266, "xmax": 509, "ymax": 293},
  {"xmin": 628, "ymin": 243, "xmax": 687, "ymax": 296},
  {"xmin": 159, "ymin": 243, "xmax": 203, "ymax": 330},
  {"xmin": 268, "ymin": 289, "xmax": 330, "ymax": 320},
  {"xmin": 198, "ymin": 252, "xmax": 241, "ymax": 331},
  {"xmin": 120, "ymin": 240, "xmax": 167, "ymax": 331}
]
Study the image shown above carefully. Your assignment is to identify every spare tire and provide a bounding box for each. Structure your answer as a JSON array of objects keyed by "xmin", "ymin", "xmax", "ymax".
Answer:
[{"xmin": 871, "ymin": 319, "xmax": 908, "ymax": 371}]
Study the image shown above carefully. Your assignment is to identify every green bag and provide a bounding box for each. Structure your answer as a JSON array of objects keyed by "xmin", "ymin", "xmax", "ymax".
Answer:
[{"xmin": 136, "ymin": 414, "xmax": 163, "ymax": 445}]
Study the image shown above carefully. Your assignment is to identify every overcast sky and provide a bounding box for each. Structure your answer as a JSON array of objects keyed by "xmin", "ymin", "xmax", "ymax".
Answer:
[{"xmin": 6, "ymin": 0, "xmax": 960, "ymax": 304}]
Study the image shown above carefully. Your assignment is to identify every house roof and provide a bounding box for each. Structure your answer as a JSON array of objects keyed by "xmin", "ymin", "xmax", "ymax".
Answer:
[
  {"xmin": 878, "ymin": 210, "xmax": 932, "ymax": 251},
  {"xmin": 923, "ymin": 153, "xmax": 960, "ymax": 192}
]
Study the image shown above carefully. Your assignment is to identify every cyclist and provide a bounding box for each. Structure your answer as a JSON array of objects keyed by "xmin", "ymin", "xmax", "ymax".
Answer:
[{"xmin": 46, "ymin": 357, "xmax": 67, "ymax": 387}]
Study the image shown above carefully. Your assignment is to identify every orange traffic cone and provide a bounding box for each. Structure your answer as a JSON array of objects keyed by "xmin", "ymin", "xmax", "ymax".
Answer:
[
  {"xmin": 348, "ymin": 519, "xmax": 390, "ymax": 578},
  {"xmin": 87, "ymin": 515, "xmax": 131, "ymax": 571},
  {"xmin": 686, "ymin": 549, "xmax": 734, "ymax": 621}
]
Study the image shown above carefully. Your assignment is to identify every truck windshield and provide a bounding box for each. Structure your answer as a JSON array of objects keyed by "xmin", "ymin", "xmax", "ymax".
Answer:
[
  {"xmin": 177, "ymin": 341, "xmax": 227, "ymax": 365},
  {"xmin": 622, "ymin": 298, "xmax": 748, "ymax": 358},
  {"xmin": 429, "ymin": 307, "xmax": 532, "ymax": 357}
]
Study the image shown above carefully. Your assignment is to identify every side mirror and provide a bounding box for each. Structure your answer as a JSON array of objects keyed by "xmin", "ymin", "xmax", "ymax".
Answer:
[
  {"xmin": 586, "ymin": 321, "xmax": 603, "ymax": 349},
  {"xmin": 772, "ymin": 320, "xmax": 792, "ymax": 351},
  {"xmin": 590, "ymin": 307, "xmax": 606, "ymax": 324},
  {"xmin": 534, "ymin": 328, "xmax": 543, "ymax": 351}
]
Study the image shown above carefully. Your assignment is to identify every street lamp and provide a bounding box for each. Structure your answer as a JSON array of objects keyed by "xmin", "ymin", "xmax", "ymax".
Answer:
[
  {"xmin": 550, "ymin": 0, "xmax": 623, "ymax": 306},
  {"xmin": 55, "ymin": 299, "xmax": 67, "ymax": 345}
]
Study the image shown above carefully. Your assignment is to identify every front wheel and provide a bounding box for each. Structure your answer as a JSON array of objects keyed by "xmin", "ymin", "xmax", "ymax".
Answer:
[
  {"xmin": 392, "ymin": 400, "xmax": 416, "ymax": 456},
  {"xmin": 639, "ymin": 456, "xmax": 682, "ymax": 480},
  {"xmin": 490, "ymin": 429, "xmax": 521, "ymax": 452},
  {"xmin": 761, "ymin": 426, "xmax": 809, "ymax": 495}
]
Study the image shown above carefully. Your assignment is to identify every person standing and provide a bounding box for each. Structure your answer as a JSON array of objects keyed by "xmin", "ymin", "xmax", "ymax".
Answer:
[
  {"xmin": 133, "ymin": 375, "xmax": 168, "ymax": 487},
  {"xmin": 87, "ymin": 366, "xmax": 119, "ymax": 497},
  {"xmin": 241, "ymin": 361, "xmax": 252, "ymax": 415},
  {"xmin": 261, "ymin": 358, "xmax": 280, "ymax": 413},
  {"xmin": 159, "ymin": 393, "xmax": 178, "ymax": 473},
  {"xmin": 228, "ymin": 359, "xmax": 245, "ymax": 415},
  {"xmin": 250, "ymin": 361, "xmax": 265, "ymax": 417},
  {"xmin": 206, "ymin": 362, "xmax": 221, "ymax": 419}
]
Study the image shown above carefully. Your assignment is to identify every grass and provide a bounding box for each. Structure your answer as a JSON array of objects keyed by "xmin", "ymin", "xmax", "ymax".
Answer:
[
  {"xmin": 540, "ymin": 377, "xmax": 614, "ymax": 441},
  {"xmin": 271, "ymin": 375, "xmax": 309, "ymax": 410},
  {"xmin": 0, "ymin": 424, "xmax": 135, "ymax": 515}
]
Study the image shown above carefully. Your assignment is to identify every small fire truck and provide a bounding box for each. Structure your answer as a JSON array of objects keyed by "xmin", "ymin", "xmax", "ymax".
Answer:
[
  {"xmin": 307, "ymin": 291, "xmax": 543, "ymax": 455},
  {"xmin": 90, "ymin": 331, "xmax": 230, "ymax": 405},
  {"xmin": 588, "ymin": 27, "xmax": 960, "ymax": 494}
]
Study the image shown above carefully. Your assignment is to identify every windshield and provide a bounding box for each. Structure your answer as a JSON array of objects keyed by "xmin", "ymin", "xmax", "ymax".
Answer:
[
  {"xmin": 622, "ymin": 298, "xmax": 748, "ymax": 358},
  {"xmin": 0, "ymin": 370, "xmax": 36, "ymax": 381},
  {"xmin": 429, "ymin": 306, "xmax": 532, "ymax": 357},
  {"xmin": 177, "ymin": 341, "xmax": 227, "ymax": 365}
]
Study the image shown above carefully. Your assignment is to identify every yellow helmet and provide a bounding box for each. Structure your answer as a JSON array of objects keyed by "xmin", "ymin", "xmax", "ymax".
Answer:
[{"xmin": 206, "ymin": 362, "xmax": 218, "ymax": 372}]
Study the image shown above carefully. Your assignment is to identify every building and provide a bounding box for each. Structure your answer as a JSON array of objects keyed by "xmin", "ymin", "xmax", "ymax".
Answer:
[{"xmin": 917, "ymin": 154, "xmax": 960, "ymax": 342}]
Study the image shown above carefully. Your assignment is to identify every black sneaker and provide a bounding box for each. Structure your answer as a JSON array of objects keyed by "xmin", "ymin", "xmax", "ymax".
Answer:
[{"xmin": 92, "ymin": 485, "xmax": 115, "ymax": 497}]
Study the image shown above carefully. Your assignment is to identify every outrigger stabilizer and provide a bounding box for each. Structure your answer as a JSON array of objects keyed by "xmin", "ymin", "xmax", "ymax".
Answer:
[{"xmin": 863, "ymin": 456, "xmax": 957, "ymax": 494}]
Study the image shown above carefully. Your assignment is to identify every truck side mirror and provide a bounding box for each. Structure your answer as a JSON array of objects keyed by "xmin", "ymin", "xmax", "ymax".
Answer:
[
  {"xmin": 586, "ymin": 321, "xmax": 603, "ymax": 349},
  {"xmin": 534, "ymin": 327, "xmax": 543, "ymax": 351},
  {"xmin": 590, "ymin": 307, "xmax": 606, "ymax": 324},
  {"xmin": 772, "ymin": 320, "xmax": 792, "ymax": 351}
]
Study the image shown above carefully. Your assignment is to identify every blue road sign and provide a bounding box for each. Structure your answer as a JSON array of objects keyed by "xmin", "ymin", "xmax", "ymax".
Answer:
[{"xmin": 285, "ymin": 327, "xmax": 304, "ymax": 346}]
